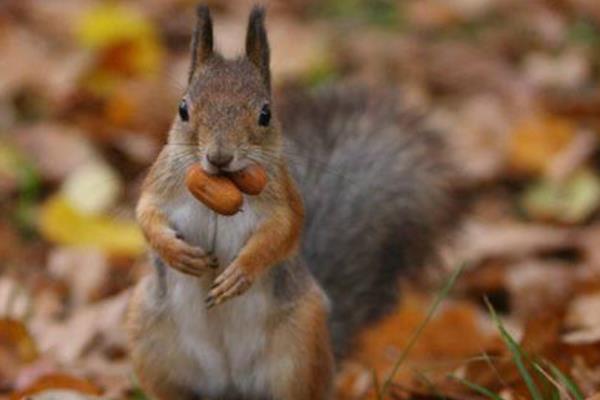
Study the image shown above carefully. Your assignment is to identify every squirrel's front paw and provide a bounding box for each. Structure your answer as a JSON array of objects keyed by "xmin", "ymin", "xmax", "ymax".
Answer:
[
  {"xmin": 153, "ymin": 232, "xmax": 218, "ymax": 277},
  {"xmin": 206, "ymin": 263, "xmax": 252, "ymax": 308}
]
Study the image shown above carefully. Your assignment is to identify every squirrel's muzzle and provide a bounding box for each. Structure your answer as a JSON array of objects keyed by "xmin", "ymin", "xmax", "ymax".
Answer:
[
  {"xmin": 206, "ymin": 144, "xmax": 234, "ymax": 170},
  {"xmin": 207, "ymin": 151, "xmax": 233, "ymax": 168}
]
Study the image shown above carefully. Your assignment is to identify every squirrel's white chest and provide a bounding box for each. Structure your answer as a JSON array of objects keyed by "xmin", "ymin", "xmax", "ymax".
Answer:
[
  {"xmin": 167, "ymin": 192, "xmax": 261, "ymax": 266},
  {"xmin": 163, "ymin": 193, "xmax": 274, "ymax": 396},
  {"xmin": 166, "ymin": 273, "xmax": 274, "ymax": 396}
]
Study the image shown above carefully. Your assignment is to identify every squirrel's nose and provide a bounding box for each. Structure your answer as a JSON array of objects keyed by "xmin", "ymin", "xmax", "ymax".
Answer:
[{"xmin": 207, "ymin": 151, "xmax": 234, "ymax": 168}]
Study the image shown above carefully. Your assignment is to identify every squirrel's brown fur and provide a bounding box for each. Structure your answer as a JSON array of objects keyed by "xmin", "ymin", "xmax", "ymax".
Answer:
[
  {"xmin": 129, "ymin": 6, "xmax": 333, "ymax": 400},
  {"xmin": 128, "ymin": 5, "xmax": 456, "ymax": 400}
]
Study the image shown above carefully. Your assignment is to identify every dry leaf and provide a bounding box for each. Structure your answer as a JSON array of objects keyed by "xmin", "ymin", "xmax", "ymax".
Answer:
[
  {"xmin": 0, "ymin": 318, "xmax": 38, "ymax": 387},
  {"xmin": 521, "ymin": 168, "xmax": 600, "ymax": 224},
  {"xmin": 61, "ymin": 161, "xmax": 121, "ymax": 216},
  {"xmin": 38, "ymin": 194, "xmax": 144, "ymax": 256},
  {"xmin": 457, "ymin": 219, "xmax": 575, "ymax": 263},
  {"xmin": 0, "ymin": 318, "xmax": 38, "ymax": 363},
  {"xmin": 10, "ymin": 373, "xmax": 102, "ymax": 400},
  {"xmin": 565, "ymin": 292, "xmax": 600, "ymax": 333},
  {"xmin": 524, "ymin": 50, "xmax": 590, "ymax": 89},
  {"xmin": 508, "ymin": 114, "xmax": 576, "ymax": 176},
  {"xmin": 14, "ymin": 124, "xmax": 98, "ymax": 183},
  {"xmin": 47, "ymin": 247, "xmax": 109, "ymax": 307},
  {"xmin": 32, "ymin": 291, "xmax": 129, "ymax": 365},
  {"xmin": 76, "ymin": 2, "xmax": 162, "ymax": 92},
  {"xmin": 21, "ymin": 390, "xmax": 102, "ymax": 400}
]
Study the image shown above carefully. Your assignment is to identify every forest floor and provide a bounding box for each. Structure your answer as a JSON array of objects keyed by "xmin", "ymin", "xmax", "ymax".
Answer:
[{"xmin": 3, "ymin": 0, "xmax": 600, "ymax": 399}]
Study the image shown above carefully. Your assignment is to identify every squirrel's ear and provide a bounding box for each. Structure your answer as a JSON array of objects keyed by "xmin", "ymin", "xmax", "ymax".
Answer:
[
  {"xmin": 189, "ymin": 5, "xmax": 214, "ymax": 83},
  {"xmin": 245, "ymin": 6, "xmax": 270, "ymax": 91}
]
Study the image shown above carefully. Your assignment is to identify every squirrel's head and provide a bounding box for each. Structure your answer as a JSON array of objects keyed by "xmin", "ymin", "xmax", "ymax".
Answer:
[{"xmin": 170, "ymin": 5, "xmax": 279, "ymax": 174}]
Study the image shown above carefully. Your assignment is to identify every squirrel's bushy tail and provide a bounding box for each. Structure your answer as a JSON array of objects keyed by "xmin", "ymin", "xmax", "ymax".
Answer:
[{"xmin": 281, "ymin": 86, "xmax": 457, "ymax": 358}]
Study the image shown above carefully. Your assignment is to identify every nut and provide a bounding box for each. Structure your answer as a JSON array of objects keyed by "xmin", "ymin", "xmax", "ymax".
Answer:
[
  {"xmin": 185, "ymin": 164, "xmax": 243, "ymax": 216},
  {"xmin": 229, "ymin": 164, "xmax": 268, "ymax": 195}
]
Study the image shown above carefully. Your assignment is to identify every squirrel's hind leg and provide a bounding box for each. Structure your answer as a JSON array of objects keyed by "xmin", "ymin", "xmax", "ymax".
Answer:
[
  {"xmin": 127, "ymin": 276, "xmax": 200, "ymax": 400},
  {"xmin": 267, "ymin": 284, "xmax": 334, "ymax": 400}
]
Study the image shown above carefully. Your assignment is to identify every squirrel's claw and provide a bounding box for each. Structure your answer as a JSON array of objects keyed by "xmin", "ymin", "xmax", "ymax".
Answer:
[
  {"xmin": 206, "ymin": 263, "xmax": 252, "ymax": 308},
  {"xmin": 157, "ymin": 236, "xmax": 217, "ymax": 277},
  {"xmin": 170, "ymin": 252, "xmax": 217, "ymax": 276},
  {"xmin": 205, "ymin": 295, "xmax": 216, "ymax": 309}
]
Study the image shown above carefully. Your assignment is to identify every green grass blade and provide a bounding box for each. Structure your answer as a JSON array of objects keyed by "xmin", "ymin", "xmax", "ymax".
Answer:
[
  {"xmin": 414, "ymin": 369, "xmax": 446, "ymax": 400},
  {"xmin": 380, "ymin": 263, "xmax": 466, "ymax": 397},
  {"xmin": 485, "ymin": 298, "xmax": 543, "ymax": 400},
  {"xmin": 450, "ymin": 375, "xmax": 503, "ymax": 400},
  {"xmin": 551, "ymin": 389, "xmax": 561, "ymax": 400},
  {"xmin": 533, "ymin": 362, "xmax": 570, "ymax": 400},
  {"xmin": 547, "ymin": 362, "xmax": 584, "ymax": 400}
]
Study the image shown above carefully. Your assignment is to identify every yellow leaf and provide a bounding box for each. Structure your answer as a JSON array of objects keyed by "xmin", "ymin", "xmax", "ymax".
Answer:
[
  {"xmin": 508, "ymin": 114, "xmax": 575, "ymax": 176},
  {"xmin": 39, "ymin": 195, "xmax": 144, "ymax": 256},
  {"xmin": 76, "ymin": 4, "xmax": 162, "ymax": 80},
  {"xmin": 0, "ymin": 318, "xmax": 38, "ymax": 363},
  {"xmin": 521, "ymin": 168, "xmax": 600, "ymax": 224}
]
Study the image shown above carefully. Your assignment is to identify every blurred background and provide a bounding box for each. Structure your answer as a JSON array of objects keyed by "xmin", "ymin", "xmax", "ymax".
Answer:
[{"xmin": 2, "ymin": 0, "xmax": 600, "ymax": 399}]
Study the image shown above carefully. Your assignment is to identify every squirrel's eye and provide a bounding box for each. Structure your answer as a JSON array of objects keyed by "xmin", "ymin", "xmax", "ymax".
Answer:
[
  {"xmin": 258, "ymin": 104, "xmax": 271, "ymax": 127},
  {"xmin": 178, "ymin": 99, "xmax": 189, "ymax": 122}
]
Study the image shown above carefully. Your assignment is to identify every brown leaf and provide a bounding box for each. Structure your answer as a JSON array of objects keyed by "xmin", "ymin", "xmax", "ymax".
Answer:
[
  {"xmin": 457, "ymin": 219, "xmax": 576, "ymax": 264},
  {"xmin": 10, "ymin": 373, "xmax": 102, "ymax": 400},
  {"xmin": 508, "ymin": 114, "xmax": 576, "ymax": 176},
  {"xmin": 0, "ymin": 318, "xmax": 38, "ymax": 363},
  {"xmin": 0, "ymin": 318, "xmax": 38, "ymax": 388},
  {"xmin": 345, "ymin": 291, "xmax": 495, "ymax": 394},
  {"xmin": 14, "ymin": 124, "xmax": 99, "ymax": 183},
  {"xmin": 47, "ymin": 248, "xmax": 109, "ymax": 307},
  {"xmin": 32, "ymin": 291, "xmax": 129, "ymax": 365}
]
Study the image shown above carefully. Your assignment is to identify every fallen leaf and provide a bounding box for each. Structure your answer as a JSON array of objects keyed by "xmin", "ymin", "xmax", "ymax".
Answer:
[
  {"xmin": 524, "ymin": 49, "xmax": 590, "ymax": 89},
  {"xmin": 61, "ymin": 161, "xmax": 121, "ymax": 216},
  {"xmin": 38, "ymin": 194, "xmax": 144, "ymax": 257},
  {"xmin": 565, "ymin": 291, "xmax": 600, "ymax": 333},
  {"xmin": 547, "ymin": 129, "xmax": 597, "ymax": 181},
  {"xmin": 407, "ymin": 2, "xmax": 458, "ymax": 31},
  {"xmin": 0, "ymin": 318, "xmax": 38, "ymax": 363},
  {"xmin": 21, "ymin": 390, "xmax": 102, "ymax": 400},
  {"xmin": 0, "ymin": 278, "xmax": 30, "ymax": 320},
  {"xmin": 32, "ymin": 291, "xmax": 129, "ymax": 365},
  {"xmin": 47, "ymin": 247, "xmax": 109, "ymax": 307},
  {"xmin": 0, "ymin": 318, "xmax": 38, "ymax": 387},
  {"xmin": 0, "ymin": 139, "xmax": 38, "ymax": 197},
  {"xmin": 14, "ymin": 124, "xmax": 99, "ymax": 183},
  {"xmin": 521, "ymin": 168, "xmax": 600, "ymax": 224},
  {"xmin": 10, "ymin": 373, "xmax": 102, "ymax": 400},
  {"xmin": 456, "ymin": 219, "xmax": 575, "ymax": 264},
  {"xmin": 505, "ymin": 259, "xmax": 574, "ymax": 318},
  {"xmin": 508, "ymin": 114, "xmax": 576, "ymax": 176},
  {"xmin": 347, "ymin": 291, "xmax": 495, "ymax": 392},
  {"xmin": 434, "ymin": 95, "xmax": 512, "ymax": 184},
  {"xmin": 76, "ymin": 3, "xmax": 162, "ymax": 91}
]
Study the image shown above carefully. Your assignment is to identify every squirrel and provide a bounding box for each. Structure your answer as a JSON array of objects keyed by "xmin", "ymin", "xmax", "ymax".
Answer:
[{"xmin": 127, "ymin": 5, "xmax": 456, "ymax": 400}]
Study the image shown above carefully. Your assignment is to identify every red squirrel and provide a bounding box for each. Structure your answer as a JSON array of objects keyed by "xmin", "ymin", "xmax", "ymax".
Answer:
[{"xmin": 128, "ymin": 5, "xmax": 456, "ymax": 400}]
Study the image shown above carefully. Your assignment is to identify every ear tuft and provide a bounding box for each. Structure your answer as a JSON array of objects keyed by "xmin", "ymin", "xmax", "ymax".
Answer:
[
  {"xmin": 245, "ymin": 6, "xmax": 270, "ymax": 91},
  {"xmin": 189, "ymin": 5, "xmax": 214, "ymax": 83}
]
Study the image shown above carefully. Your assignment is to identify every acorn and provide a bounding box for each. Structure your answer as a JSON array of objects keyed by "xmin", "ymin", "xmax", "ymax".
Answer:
[
  {"xmin": 185, "ymin": 164, "xmax": 243, "ymax": 216},
  {"xmin": 228, "ymin": 164, "xmax": 268, "ymax": 195}
]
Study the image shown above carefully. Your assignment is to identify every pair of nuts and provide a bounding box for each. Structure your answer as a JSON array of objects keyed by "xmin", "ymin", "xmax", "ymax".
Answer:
[{"xmin": 185, "ymin": 164, "xmax": 268, "ymax": 215}]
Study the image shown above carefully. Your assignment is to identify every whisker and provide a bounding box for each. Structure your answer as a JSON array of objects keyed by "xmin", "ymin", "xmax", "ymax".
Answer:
[{"xmin": 156, "ymin": 140, "xmax": 404, "ymax": 198}]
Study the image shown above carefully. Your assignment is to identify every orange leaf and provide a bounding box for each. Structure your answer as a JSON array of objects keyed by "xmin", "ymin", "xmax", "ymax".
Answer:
[
  {"xmin": 508, "ymin": 114, "xmax": 575, "ymax": 176},
  {"xmin": 0, "ymin": 318, "xmax": 38, "ymax": 364},
  {"xmin": 10, "ymin": 373, "xmax": 102, "ymax": 400}
]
